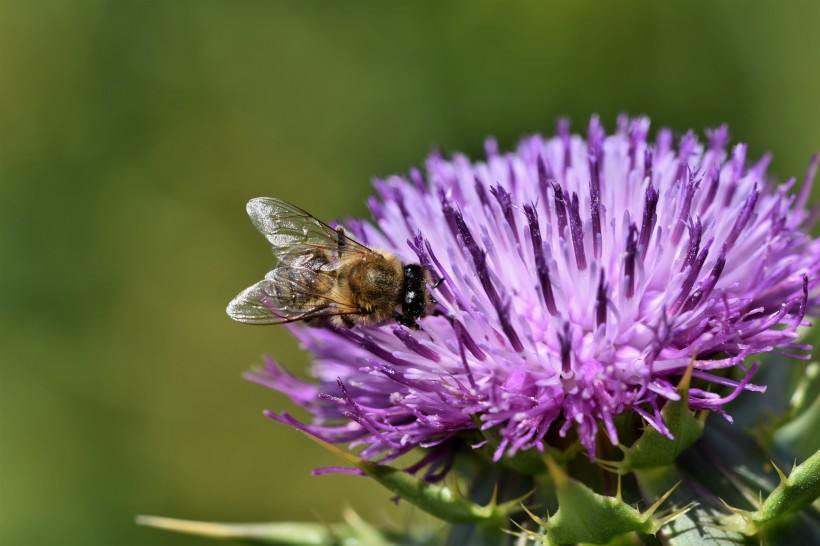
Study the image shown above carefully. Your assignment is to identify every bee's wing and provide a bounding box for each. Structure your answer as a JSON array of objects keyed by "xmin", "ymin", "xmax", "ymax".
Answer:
[
  {"xmin": 246, "ymin": 197, "xmax": 372, "ymax": 263},
  {"xmin": 227, "ymin": 267, "xmax": 361, "ymax": 325}
]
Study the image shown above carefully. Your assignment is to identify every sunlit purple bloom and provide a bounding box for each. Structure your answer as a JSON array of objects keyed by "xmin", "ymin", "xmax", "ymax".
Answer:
[{"xmin": 246, "ymin": 116, "xmax": 819, "ymax": 468}]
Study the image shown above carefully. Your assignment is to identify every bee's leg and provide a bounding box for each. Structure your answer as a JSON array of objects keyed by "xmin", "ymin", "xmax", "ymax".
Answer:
[
  {"xmin": 305, "ymin": 316, "xmax": 330, "ymax": 328},
  {"xmin": 335, "ymin": 227, "xmax": 347, "ymax": 255},
  {"xmin": 428, "ymin": 278, "xmax": 446, "ymax": 305},
  {"xmin": 393, "ymin": 311, "xmax": 420, "ymax": 330},
  {"xmin": 434, "ymin": 309, "xmax": 458, "ymax": 322},
  {"xmin": 340, "ymin": 315, "xmax": 356, "ymax": 329}
]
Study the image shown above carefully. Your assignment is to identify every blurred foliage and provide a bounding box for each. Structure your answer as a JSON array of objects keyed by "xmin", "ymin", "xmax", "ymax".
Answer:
[{"xmin": 0, "ymin": 1, "xmax": 818, "ymax": 545}]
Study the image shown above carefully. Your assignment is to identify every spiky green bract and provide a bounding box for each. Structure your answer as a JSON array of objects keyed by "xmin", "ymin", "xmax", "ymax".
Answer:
[
  {"xmin": 304, "ymin": 432, "xmax": 525, "ymax": 525},
  {"xmin": 720, "ymin": 450, "xmax": 820, "ymax": 535},
  {"xmin": 600, "ymin": 363, "xmax": 704, "ymax": 474},
  {"xmin": 136, "ymin": 512, "xmax": 432, "ymax": 546},
  {"xmin": 634, "ymin": 465, "xmax": 748, "ymax": 545},
  {"xmin": 512, "ymin": 457, "xmax": 692, "ymax": 545},
  {"xmin": 635, "ymin": 413, "xmax": 820, "ymax": 545}
]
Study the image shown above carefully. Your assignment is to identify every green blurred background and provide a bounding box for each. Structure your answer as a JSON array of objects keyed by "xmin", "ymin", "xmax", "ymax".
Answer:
[{"xmin": 1, "ymin": 1, "xmax": 818, "ymax": 545}]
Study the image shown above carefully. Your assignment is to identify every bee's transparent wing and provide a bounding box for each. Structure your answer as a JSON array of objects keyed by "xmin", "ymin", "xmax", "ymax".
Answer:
[
  {"xmin": 230, "ymin": 198, "xmax": 375, "ymax": 324},
  {"xmin": 227, "ymin": 267, "xmax": 360, "ymax": 325},
  {"xmin": 246, "ymin": 197, "xmax": 372, "ymax": 264}
]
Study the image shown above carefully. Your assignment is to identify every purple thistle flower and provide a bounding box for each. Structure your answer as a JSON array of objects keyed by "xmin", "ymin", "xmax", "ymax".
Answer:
[{"xmin": 244, "ymin": 116, "xmax": 820, "ymax": 468}]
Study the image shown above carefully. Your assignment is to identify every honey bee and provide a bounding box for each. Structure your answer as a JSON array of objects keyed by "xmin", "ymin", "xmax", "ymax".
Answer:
[{"xmin": 227, "ymin": 198, "xmax": 437, "ymax": 329}]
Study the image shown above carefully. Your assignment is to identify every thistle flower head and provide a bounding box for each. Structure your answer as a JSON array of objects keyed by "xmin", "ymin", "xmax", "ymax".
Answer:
[{"xmin": 246, "ymin": 116, "xmax": 819, "ymax": 469}]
